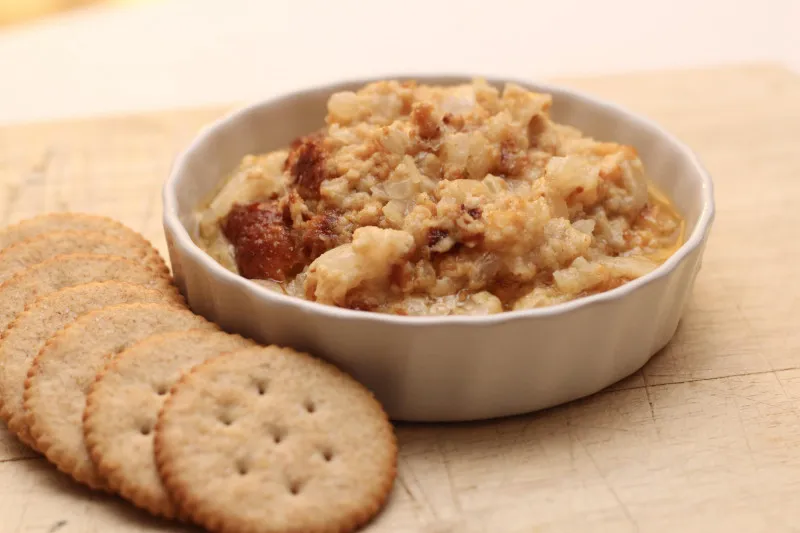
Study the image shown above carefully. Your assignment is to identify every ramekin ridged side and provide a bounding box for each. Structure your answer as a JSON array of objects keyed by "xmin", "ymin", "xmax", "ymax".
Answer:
[{"xmin": 163, "ymin": 75, "xmax": 714, "ymax": 422}]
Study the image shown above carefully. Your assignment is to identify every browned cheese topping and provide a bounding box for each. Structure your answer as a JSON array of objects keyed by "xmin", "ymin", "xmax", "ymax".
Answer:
[{"xmin": 198, "ymin": 80, "xmax": 683, "ymax": 315}]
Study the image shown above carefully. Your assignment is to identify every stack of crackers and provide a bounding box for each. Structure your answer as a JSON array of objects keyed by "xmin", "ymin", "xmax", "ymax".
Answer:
[{"xmin": 0, "ymin": 213, "xmax": 397, "ymax": 533}]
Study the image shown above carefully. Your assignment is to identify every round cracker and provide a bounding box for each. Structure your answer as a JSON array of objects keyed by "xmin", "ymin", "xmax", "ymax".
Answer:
[
  {"xmin": 0, "ymin": 213, "xmax": 154, "ymax": 251},
  {"xmin": 84, "ymin": 329, "xmax": 255, "ymax": 518},
  {"xmin": 24, "ymin": 302, "xmax": 216, "ymax": 490},
  {"xmin": 0, "ymin": 230, "xmax": 167, "ymax": 284},
  {"xmin": 0, "ymin": 281, "xmax": 183, "ymax": 448},
  {"xmin": 0, "ymin": 253, "xmax": 174, "ymax": 336},
  {"xmin": 155, "ymin": 346, "xmax": 397, "ymax": 533}
]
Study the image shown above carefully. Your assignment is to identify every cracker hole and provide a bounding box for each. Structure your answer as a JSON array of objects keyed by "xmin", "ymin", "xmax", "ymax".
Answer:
[
  {"xmin": 322, "ymin": 448, "xmax": 334, "ymax": 462},
  {"xmin": 256, "ymin": 381, "xmax": 267, "ymax": 395},
  {"xmin": 303, "ymin": 400, "xmax": 316, "ymax": 414},
  {"xmin": 219, "ymin": 412, "xmax": 235, "ymax": 426},
  {"xmin": 236, "ymin": 459, "xmax": 249, "ymax": 476},
  {"xmin": 273, "ymin": 430, "xmax": 284, "ymax": 444},
  {"xmin": 289, "ymin": 480, "xmax": 302, "ymax": 495},
  {"xmin": 155, "ymin": 385, "xmax": 169, "ymax": 396},
  {"xmin": 140, "ymin": 425, "xmax": 152, "ymax": 436}
]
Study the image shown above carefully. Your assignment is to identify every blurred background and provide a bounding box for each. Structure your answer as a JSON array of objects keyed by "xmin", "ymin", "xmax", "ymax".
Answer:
[{"xmin": 0, "ymin": 0, "xmax": 798, "ymax": 124}]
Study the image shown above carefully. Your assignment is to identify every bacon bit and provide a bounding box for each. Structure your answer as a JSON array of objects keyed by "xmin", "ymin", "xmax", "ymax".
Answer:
[
  {"xmin": 389, "ymin": 263, "xmax": 413, "ymax": 290},
  {"xmin": 222, "ymin": 202, "xmax": 281, "ymax": 243},
  {"xmin": 442, "ymin": 113, "xmax": 465, "ymax": 131},
  {"xmin": 399, "ymin": 81, "xmax": 417, "ymax": 113},
  {"xmin": 370, "ymin": 157, "xmax": 393, "ymax": 182},
  {"xmin": 427, "ymin": 228, "xmax": 448, "ymax": 247},
  {"xmin": 444, "ymin": 167, "xmax": 467, "ymax": 181},
  {"xmin": 599, "ymin": 165, "xmax": 622, "ymax": 183},
  {"xmin": 488, "ymin": 276, "xmax": 525, "ymax": 307},
  {"xmin": 565, "ymin": 185, "xmax": 585, "ymax": 205},
  {"xmin": 389, "ymin": 264, "xmax": 403, "ymax": 287},
  {"xmin": 495, "ymin": 139, "xmax": 528, "ymax": 178},
  {"xmin": 285, "ymin": 134, "xmax": 328, "ymax": 200},
  {"xmin": 411, "ymin": 102, "xmax": 440, "ymax": 140},
  {"xmin": 222, "ymin": 202, "xmax": 305, "ymax": 281},
  {"xmin": 281, "ymin": 189, "xmax": 308, "ymax": 226},
  {"xmin": 622, "ymin": 229, "xmax": 634, "ymax": 243},
  {"xmin": 467, "ymin": 207, "xmax": 482, "ymax": 219},
  {"xmin": 302, "ymin": 211, "xmax": 340, "ymax": 261},
  {"xmin": 528, "ymin": 114, "xmax": 547, "ymax": 139}
]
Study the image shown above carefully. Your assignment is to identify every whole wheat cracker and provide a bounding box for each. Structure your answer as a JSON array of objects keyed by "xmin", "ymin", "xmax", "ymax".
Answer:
[
  {"xmin": 0, "ymin": 230, "xmax": 167, "ymax": 284},
  {"xmin": 0, "ymin": 253, "xmax": 174, "ymax": 337},
  {"xmin": 84, "ymin": 329, "xmax": 255, "ymax": 518},
  {"xmin": 155, "ymin": 345, "xmax": 397, "ymax": 533},
  {"xmin": 0, "ymin": 281, "xmax": 183, "ymax": 448},
  {"xmin": 0, "ymin": 213, "xmax": 156, "ymax": 251},
  {"xmin": 24, "ymin": 302, "xmax": 216, "ymax": 490}
]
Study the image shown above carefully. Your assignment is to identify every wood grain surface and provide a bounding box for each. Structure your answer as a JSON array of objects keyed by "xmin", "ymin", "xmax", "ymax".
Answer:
[{"xmin": 1, "ymin": 65, "xmax": 799, "ymax": 533}]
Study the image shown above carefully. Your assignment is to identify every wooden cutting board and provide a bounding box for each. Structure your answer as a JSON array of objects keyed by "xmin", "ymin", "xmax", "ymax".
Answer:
[{"xmin": 1, "ymin": 65, "xmax": 799, "ymax": 533}]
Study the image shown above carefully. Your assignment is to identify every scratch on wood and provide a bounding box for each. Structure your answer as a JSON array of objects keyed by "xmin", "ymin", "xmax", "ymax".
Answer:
[
  {"xmin": 643, "ymin": 383, "xmax": 658, "ymax": 428},
  {"xmin": 567, "ymin": 429, "xmax": 577, "ymax": 466},
  {"xmin": 0, "ymin": 456, "xmax": 37, "ymax": 464},
  {"xmin": 436, "ymin": 439, "xmax": 462, "ymax": 514},
  {"xmin": 399, "ymin": 457, "xmax": 438, "ymax": 520},
  {"xmin": 396, "ymin": 472, "xmax": 417, "ymax": 503},
  {"xmin": 48, "ymin": 520, "xmax": 67, "ymax": 533},
  {"xmin": 646, "ymin": 368, "xmax": 800, "ymax": 387},
  {"xmin": 730, "ymin": 275, "xmax": 762, "ymax": 344},
  {"xmin": 514, "ymin": 419, "xmax": 536, "ymax": 448},
  {"xmin": 573, "ymin": 431, "xmax": 640, "ymax": 532},
  {"xmin": 774, "ymin": 371, "xmax": 791, "ymax": 399},
  {"xmin": 3, "ymin": 149, "xmax": 54, "ymax": 224},
  {"xmin": 734, "ymin": 406, "xmax": 756, "ymax": 458},
  {"xmin": 568, "ymin": 425, "xmax": 629, "ymax": 433}
]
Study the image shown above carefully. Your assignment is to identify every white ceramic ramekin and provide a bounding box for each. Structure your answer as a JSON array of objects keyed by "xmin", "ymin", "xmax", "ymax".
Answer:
[{"xmin": 163, "ymin": 76, "xmax": 714, "ymax": 422}]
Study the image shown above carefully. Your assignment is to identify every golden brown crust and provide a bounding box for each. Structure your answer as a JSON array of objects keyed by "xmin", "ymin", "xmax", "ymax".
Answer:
[
  {"xmin": 197, "ymin": 80, "xmax": 684, "ymax": 315},
  {"xmin": 285, "ymin": 133, "xmax": 330, "ymax": 200},
  {"xmin": 154, "ymin": 346, "xmax": 397, "ymax": 533},
  {"xmin": 221, "ymin": 202, "xmax": 304, "ymax": 281}
]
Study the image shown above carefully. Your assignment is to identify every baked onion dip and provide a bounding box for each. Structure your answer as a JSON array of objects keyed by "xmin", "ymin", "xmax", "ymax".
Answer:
[{"xmin": 196, "ymin": 80, "xmax": 684, "ymax": 316}]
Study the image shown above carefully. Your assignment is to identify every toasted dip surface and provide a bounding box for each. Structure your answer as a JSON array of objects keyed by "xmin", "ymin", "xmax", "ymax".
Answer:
[{"xmin": 197, "ymin": 80, "xmax": 683, "ymax": 316}]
